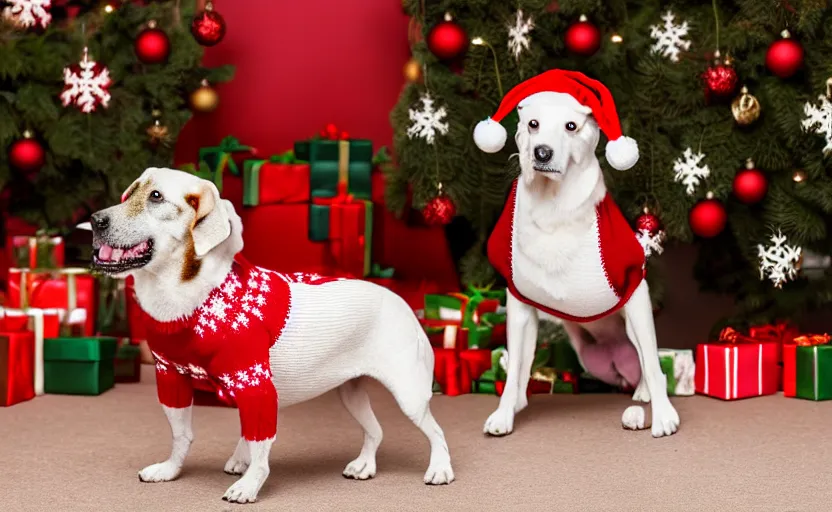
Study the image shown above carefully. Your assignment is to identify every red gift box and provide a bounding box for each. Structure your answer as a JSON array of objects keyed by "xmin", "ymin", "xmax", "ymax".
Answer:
[
  {"xmin": 7, "ymin": 235, "xmax": 65, "ymax": 268},
  {"xmin": 244, "ymin": 160, "xmax": 310, "ymax": 205},
  {"xmin": 7, "ymin": 269, "xmax": 96, "ymax": 336},
  {"xmin": 242, "ymin": 204, "xmax": 329, "ymax": 274},
  {"xmin": 694, "ymin": 328, "xmax": 779, "ymax": 400},
  {"xmin": 433, "ymin": 347, "xmax": 491, "ymax": 396},
  {"xmin": 327, "ymin": 199, "xmax": 368, "ymax": 277},
  {"xmin": 0, "ymin": 332, "xmax": 35, "ymax": 407},
  {"xmin": 125, "ymin": 276, "xmax": 147, "ymax": 343}
]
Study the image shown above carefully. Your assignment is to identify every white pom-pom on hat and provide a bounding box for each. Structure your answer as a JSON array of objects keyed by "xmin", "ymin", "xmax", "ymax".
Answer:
[
  {"xmin": 472, "ymin": 69, "xmax": 639, "ymax": 170},
  {"xmin": 473, "ymin": 117, "xmax": 507, "ymax": 153},
  {"xmin": 605, "ymin": 136, "xmax": 639, "ymax": 171}
]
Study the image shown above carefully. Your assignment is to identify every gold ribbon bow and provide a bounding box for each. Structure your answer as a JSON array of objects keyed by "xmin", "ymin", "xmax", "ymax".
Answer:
[{"xmin": 793, "ymin": 334, "xmax": 831, "ymax": 347}]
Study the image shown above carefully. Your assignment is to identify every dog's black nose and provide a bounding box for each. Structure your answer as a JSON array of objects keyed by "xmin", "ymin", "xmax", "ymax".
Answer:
[
  {"xmin": 91, "ymin": 212, "xmax": 110, "ymax": 233},
  {"xmin": 534, "ymin": 145, "xmax": 553, "ymax": 163}
]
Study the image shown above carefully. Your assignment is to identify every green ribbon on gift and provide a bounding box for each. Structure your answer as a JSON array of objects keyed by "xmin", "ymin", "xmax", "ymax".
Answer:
[
  {"xmin": 180, "ymin": 162, "xmax": 223, "ymax": 192},
  {"xmin": 369, "ymin": 263, "xmax": 395, "ymax": 279},
  {"xmin": 268, "ymin": 150, "xmax": 308, "ymax": 165},
  {"xmin": 480, "ymin": 312, "xmax": 506, "ymax": 327},
  {"xmin": 198, "ymin": 135, "xmax": 252, "ymax": 177}
]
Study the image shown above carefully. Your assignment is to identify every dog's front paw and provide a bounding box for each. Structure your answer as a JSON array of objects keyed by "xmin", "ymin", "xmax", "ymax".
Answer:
[
  {"xmin": 424, "ymin": 462, "xmax": 454, "ymax": 485},
  {"xmin": 223, "ymin": 457, "xmax": 249, "ymax": 476},
  {"xmin": 632, "ymin": 379, "xmax": 650, "ymax": 403},
  {"xmin": 138, "ymin": 461, "xmax": 181, "ymax": 483},
  {"xmin": 222, "ymin": 475, "xmax": 264, "ymax": 504},
  {"xmin": 651, "ymin": 400, "xmax": 680, "ymax": 438},
  {"xmin": 621, "ymin": 405, "xmax": 648, "ymax": 430},
  {"xmin": 342, "ymin": 456, "xmax": 377, "ymax": 480},
  {"xmin": 483, "ymin": 407, "xmax": 515, "ymax": 437}
]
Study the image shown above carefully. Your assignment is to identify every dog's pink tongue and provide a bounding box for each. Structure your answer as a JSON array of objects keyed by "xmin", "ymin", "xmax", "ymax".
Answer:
[
  {"xmin": 111, "ymin": 248, "xmax": 124, "ymax": 262},
  {"xmin": 99, "ymin": 245, "xmax": 113, "ymax": 261}
]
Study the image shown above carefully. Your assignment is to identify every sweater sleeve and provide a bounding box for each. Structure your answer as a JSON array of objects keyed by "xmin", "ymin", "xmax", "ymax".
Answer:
[{"xmin": 154, "ymin": 363, "xmax": 194, "ymax": 409}]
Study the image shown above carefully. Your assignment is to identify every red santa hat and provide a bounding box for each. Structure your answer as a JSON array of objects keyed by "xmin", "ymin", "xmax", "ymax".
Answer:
[{"xmin": 473, "ymin": 69, "xmax": 639, "ymax": 171}]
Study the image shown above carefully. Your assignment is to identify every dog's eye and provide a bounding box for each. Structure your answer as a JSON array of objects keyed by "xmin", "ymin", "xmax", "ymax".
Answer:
[
  {"xmin": 149, "ymin": 190, "xmax": 163, "ymax": 202},
  {"xmin": 528, "ymin": 120, "xmax": 539, "ymax": 130},
  {"xmin": 565, "ymin": 122, "xmax": 577, "ymax": 132}
]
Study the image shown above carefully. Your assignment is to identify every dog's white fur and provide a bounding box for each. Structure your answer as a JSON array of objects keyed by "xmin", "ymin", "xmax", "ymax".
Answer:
[
  {"xmin": 483, "ymin": 93, "xmax": 680, "ymax": 438},
  {"xmin": 94, "ymin": 168, "xmax": 453, "ymax": 503}
]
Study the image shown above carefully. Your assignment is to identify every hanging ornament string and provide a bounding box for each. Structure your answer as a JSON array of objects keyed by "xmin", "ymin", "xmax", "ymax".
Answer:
[
  {"xmin": 173, "ymin": 0, "xmax": 182, "ymax": 27},
  {"xmin": 470, "ymin": 37, "xmax": 503, "ymax": 97},
  {"xmin": 712, "ymin": 0, "xmax": 720, "ymax": 52}
]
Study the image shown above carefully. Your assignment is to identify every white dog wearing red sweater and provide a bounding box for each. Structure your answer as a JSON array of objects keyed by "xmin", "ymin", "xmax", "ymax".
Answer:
[
  {"xmin": 474, "ymin": 70, "xmax": 680, "ymax": 438},
  {"xmin": 89, "ymin": 167, "xmax": 453, "ymax": 503}
]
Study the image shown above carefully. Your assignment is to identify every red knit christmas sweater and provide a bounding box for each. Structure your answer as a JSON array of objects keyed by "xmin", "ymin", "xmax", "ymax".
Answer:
[{"xmin": 143, "ymin": 256, "xmax": 341, "ymax": 441}]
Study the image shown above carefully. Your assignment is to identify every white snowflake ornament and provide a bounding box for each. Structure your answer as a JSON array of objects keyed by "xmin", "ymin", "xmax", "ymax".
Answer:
[
  {"xmin": 758, "ymin": 230, "xmax": 802, "ymax": 288},
  {"xmin": 673, "ymin": 147, "xmax": 710, "ymax": 195},
  {"xmin": 61, "ymin": 47, "xmax": 112, "ymax": 114},
  {"xmin": 507, "ymin": 10, "xmax": 534, "ymax": 61},
  {"xmin": 636, "ymin": 229, "xmax": 666, "ymax": 258},
  {"xmin": 650, "ymin": 10, "xmax": 691, "ymax": 62},
  {"xmin": 407, "ymin": 93, "xmax": 449, "ymax": 145},
  {"xmin": 801, "ymin": 91, "xmax": 832, "ymax": 155},
  {"xmin": 2, "ymin": 0, "xmax": 51, "ymax": 29}
]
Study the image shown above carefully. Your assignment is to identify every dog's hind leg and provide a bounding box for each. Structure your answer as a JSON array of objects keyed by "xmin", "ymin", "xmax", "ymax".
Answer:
[
  {"xmin": 339, "ymin": 377, "xmax": 382, "ymax": 480},
  {"xmin": 223, "ymin": 438, "xmax": 250, "ymax": 475},
  {"xmin": 622, "ymin": 281, "xmax": 679, "ymax": 438},
  {"xmin": 484, "ymin": 291, "xmax": 538, "ymax": 436}
]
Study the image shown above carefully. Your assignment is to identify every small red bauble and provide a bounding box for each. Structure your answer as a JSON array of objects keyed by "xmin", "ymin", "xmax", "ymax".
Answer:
[
  {"xmin": 8, "ymin": 131, "xmax": 45, "ymax": 174},
  {"xmin": 427, "ymin": 14, "xmax": 468, "ymax": 60},
  {"xmin": 703, "ymin": 57, "xmax": 738, "ymax": 97},
  {"xmin": 135, "ymin": 21, "xmax": 171, "ymax": 64},
  {"xmin": 191, "ymin": 1, "xmax": 226, "ymax": 47},
  {"xmin": 732, "ymin": 159, "xmax": 768, "ymax": 204},
  {"xmin": 766, "ymin": 30, "xmax": 803, "ymax": 78},
  {"xmin": 422, "ymin": 194, "xmax": 456, "ymax": 226},
  {"xmin": 636, "ymin": 211, "xmax": 662, "ymax": 235},
  {"xmin": 689, "ymin": 193, "xmax": 727, "ymax": 238},
  {"xmin": 565, "ymin": 15, "xmax": 601, "ymax": 56}
]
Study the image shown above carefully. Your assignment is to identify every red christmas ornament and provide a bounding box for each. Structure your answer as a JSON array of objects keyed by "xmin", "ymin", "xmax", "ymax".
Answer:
[
  {"xmin": 564, "ymin": 14, "xmax": 601, "ymax": 56},
  {"xmin": 135, "ymin": 21, "xmax": 171, "ymax": 64},
  {"xmin": 766, "ymin": 30, "xmax": 803, "ymax": 78},
  {"xmin": 636, "ymin": 210, "xmax": 662, "ymax": 234},
  {"xmin": 427, "ymin": 13, "xmax": 468, "ymax": 61},
  {"xmin": 422, "ymin": 191, "xmax": 456, "ymax": 226},
  {"xmin": 8, "ymin": 131, "xmax": 45, "ymax": 175},
  {"xmin": 191, "ymin": 1, "xmax": 226, "ymax": 47},
  {"xmin": 732, "ymin": 158, "xmax": 768, "ymax": 204},
  {"xmin": 703, "ymin": 53, "xmax": 738, "ymax": 97},
  {"xmin": 689, "ymin": 192, "xmax": 727, "ymax": 238}
]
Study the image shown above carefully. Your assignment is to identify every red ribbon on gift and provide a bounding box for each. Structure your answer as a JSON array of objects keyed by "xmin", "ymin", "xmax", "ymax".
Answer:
[
  {"xmin": 319, "ymin": 123, "xmax": 350, "ymax": 141},
  {"xmin": 718, "ymin": 327, "xmax": 749, "ymax": 343},
  {"xmin": 433, "ymin": 348, "xmax": 492, "ymax": 396},
  {"xmin": 793, "ymin": 334, "xmax": 831, "ymax": 346},
  {"xmin": 748, "ymin": 322, "xmax": 798, "ymax": 343}
]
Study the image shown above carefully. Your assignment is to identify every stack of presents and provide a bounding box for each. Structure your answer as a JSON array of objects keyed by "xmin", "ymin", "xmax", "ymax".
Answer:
[{"xmin": 1, "ymin": 233, "xmax": 143, "ymax": 407}]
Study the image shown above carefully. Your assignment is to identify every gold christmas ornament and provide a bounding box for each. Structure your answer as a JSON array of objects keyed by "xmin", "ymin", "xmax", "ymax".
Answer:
[
  {"xmin": 146, "ymin": 119, "xmax": 170, "ymax": 146},
  {"xmin": 403, "ymin": 58, "xmax": 422, "ymax": 83},
  {"xmin": 189, "ymin": 79, "xmax": 219, "ymax": 113},
  {"xmin": 731, "ymin": 86, "xmax": 760, "ymax": 126},
  {"xmin": 792, "ymin": 170, "xmax": 806, "ymax": 182}
]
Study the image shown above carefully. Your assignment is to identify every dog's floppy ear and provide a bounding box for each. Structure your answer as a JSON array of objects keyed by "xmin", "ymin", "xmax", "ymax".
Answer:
[{"xmin": 186, "ymin": 180, "xmax": 231, "ymax": 258}]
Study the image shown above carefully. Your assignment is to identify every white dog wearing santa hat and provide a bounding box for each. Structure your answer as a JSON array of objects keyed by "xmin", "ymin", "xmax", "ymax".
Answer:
[{"xmin": 473, "ymin": 69, "xmax": 679, "ymax": 438}]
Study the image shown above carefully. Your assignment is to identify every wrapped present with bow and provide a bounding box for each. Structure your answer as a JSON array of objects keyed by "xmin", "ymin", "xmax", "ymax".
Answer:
[
  {"xmin": 43, "ymin": 336, "xmax": 118, "ymax": 395},
  {"xmin": 197, "ymin": 135, "xmax": 258, "ymax": 179},
  {"xmin": 7, "ymin": 231, "xmax": 65, "ymax": 269},
  {"xmin": 0, "ymin": 328, "xmax": 36, "ymax": 406},
  {"xmin": 294, "ymin": 124, "xmax": 373, "ymax": 200},
  {"xmin": 421, "ymin": 286, "xmax": 505, "ymax": 349},
  {"xmin": 308, "ymin": 194, "xmax": 374, "ymax": 277},
  {"xmin": 783, "ymin": 333, "xmax": 832, "ymax": 400},
  {"xmin": 0, "ymin": 307, "xmax": 63, "ymax": 400},
  {"xmin": 748, "ymin": 321, "xmax": 800, "ymax": 364},
  {"xmin": 433, "ymin": 346, "xmax": 492, "ymax": 396},
  {"xmin": 477, "ymin": 346, "xmax": 579, "ymax": 395},
  {"xmin": 659, "ymin": 348, "xmax": 695, "ymax": 396},
  {"xmin": 243, "ymin": 151, "xmax": 311, "ymax": 206},
  {"xmin": 694, "ymin": 327, "xmax": 779, "ymax": 400},
  {"xmin": 7, "ymin": 267, "xmax": 95, "ymax": 336}
]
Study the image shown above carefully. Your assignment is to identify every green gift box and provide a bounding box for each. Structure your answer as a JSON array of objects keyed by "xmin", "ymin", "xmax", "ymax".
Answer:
[
  {"xmin": 658, "ymin": 348, "xmax": 695, "ymax": 396},
  {"xmin": 294, "ymin": 138, "xmax": 373, "ymax": 200},
  {"xmin": 474, "ymin": 347, "xmax": 507, "ymax": 394},
  {"xmin": 464, "ymin": 324, "xmax": 493, "ymax": 349},
  {"xmin": 115, "ymin": 341, "xmax": 141, "ymax": 383},
  {"xmin": 44, "ymin": 337, "xmax": 118, "ymax": 395},
  {"xmin": 795, "ymin": 344, "xmax": 832, "ymax": 400}
]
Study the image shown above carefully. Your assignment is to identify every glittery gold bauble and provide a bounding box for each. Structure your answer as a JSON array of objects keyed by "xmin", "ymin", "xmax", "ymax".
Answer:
[
  {"xmin": 189, "ymin": 80, "xmax": 219, "ymax": 113},
  {"xmin": 403, "ymin": 58, "xmax": 422, "ymax": 83},
  {"xmin": 146, "ymin": 119, "xmax": 170, "ymax": 146},
  {"xmin": 731, "ymin": 86, "xmax": 761, "ymax": 126}
]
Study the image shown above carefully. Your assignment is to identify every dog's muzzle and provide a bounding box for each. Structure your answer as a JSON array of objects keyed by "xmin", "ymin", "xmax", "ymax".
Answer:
[{"xmin": 532, "ymin": 145, "xmax": 560, "ymax": 174}]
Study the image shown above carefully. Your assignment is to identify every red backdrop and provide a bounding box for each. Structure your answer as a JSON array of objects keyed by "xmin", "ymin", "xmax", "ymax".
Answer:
[{"xmin": 173, "ymin": 0, "xmax": 457, "ymax": 285}]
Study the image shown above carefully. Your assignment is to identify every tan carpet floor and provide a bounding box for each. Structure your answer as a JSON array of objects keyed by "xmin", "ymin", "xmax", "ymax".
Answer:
[{"xmin": 2, "ymin": 365, "xmax": 831, "ymax": 511}]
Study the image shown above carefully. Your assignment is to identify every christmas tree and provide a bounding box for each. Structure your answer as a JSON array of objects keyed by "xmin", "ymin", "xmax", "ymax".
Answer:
[
  {"xmin": 389, "ymin": 0, "xmax": 832, "ymax": 328},
  {"xmin": 0, "ymin": 0, "xmax": 233, "ymax": 229}
]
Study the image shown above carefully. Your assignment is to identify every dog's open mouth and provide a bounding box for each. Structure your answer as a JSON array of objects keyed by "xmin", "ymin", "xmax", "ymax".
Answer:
[
  {"xmin": 92, "ymin": 239, "xmax": 153, "ymax": 273},
  {"xmin": 533, "ymin": 165, "xmax": 562, "ymax": 174}
]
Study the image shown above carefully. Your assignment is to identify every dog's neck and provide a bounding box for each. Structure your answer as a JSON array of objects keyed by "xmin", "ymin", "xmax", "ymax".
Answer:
[{"xmin": 521, "ymin": 159, "xmax": 607, "ymax": 231}]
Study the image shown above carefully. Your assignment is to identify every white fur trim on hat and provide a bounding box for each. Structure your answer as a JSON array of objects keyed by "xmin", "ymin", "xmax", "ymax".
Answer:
[
  {"xmin": 605, "ymin": 136, "xmax": 639, "ymax": 171},
  {"xmin": 473, "ymin": 117, "xmax": 507, "ymax": 153}
]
